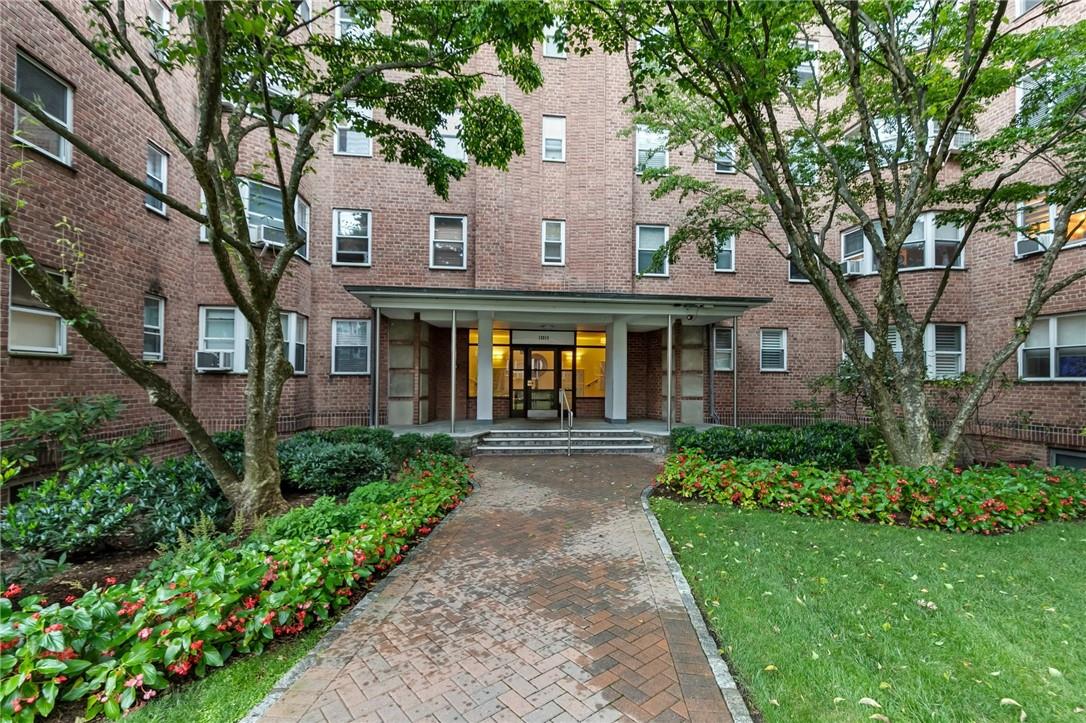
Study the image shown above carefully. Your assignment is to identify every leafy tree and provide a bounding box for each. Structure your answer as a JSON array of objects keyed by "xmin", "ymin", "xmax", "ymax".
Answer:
[
  {"xmin": 570, "ymin": 0, "xmax": 1086, "ymax": 466},
  {"xmin": 1, "ymin": 0, "xmax": 551, "ymax": 516}
]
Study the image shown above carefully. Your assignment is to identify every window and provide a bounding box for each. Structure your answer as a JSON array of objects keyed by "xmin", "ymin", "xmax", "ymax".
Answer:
[
  {"xmin": 242, "ymin": 179, "xmax": 309, "ymax": 258},
  {"xmin": 332, "ymin": 319, "xmax": 371, "ymax": 374},
  {"xmin": 13, "ymin": 53, "xmax": 73, "ymax": 164},
  {"xmin": 714, "ymin": 144, "xmax": 736, "ymax": 173},
  {"xmin": 900, "ymin": 216, "xmax": 927, "ymax": 269},
  {"xmin": 841, "ymin": 227, "xmax": 866, "ymax": 268},
  {"xmin": 760, "ymin": 328, "xmax": 787, "ymax": 371},
  {"xmin": 932, "ymin": 218, "xmax": 963, "ymax": 267},
  {"xmin": 143, "ymin": 295, "xmax": 164, "ymax": 361},
  {"xmin": 794, "ymin": 39, "xmax": 819, "ymax": 85},
  {"xmin": 714, "ymin": 234, "xmax": 734, "ymax": 272},
  {"xmin": 145, "ymin": 143, "xmax": 168, "ymax": 215},
  {"xmin": 897, "ymin": 215, "xmax": 964, "ymax": 269},
  {"xmin": 197, "ymin": 307, "xmax": 247, "ymax": 373},
  {"xmin": 333, "ymin": 209, "xmax": 372, "ymax": 265},
  {"xmin": 334, "ymin": 103, "xmax": 372, "ymax": 156},
  {"xmin": 855, "ymin": 326, "xmax": 904, "ymax": 363},
  {"xmin": 542, "ymin": 220, "xmax": 565, "ymax": 265},
  {"xmin": 542, "ymin": 115, "xmax": 566, "ymax": 162},
  {"xmin": 148, "ymin": 0, "xmax": 170, "ymax": 56},
  {"xmin": 1015, "ymin": 71, "xmax": 1076, "ymax": 128},
  {"xmin": 430, "ymin": 215, "xmax": 467, "ymax": 269},
  {"xmin": 635, "ymin": 126, "xmax": 668, "ymax": 173},
  {"xmin": 296, "ymin": 0, "xmax": 311, "ymax": 21},
  {"xmin": 926, "ymin": 324, "xmax": 965, "ymax": 378},
  {"xmin": 788, "ymin": 257, "xmax": 810, "ymax": 282},
  {"xmin": 635, "ymin": 225, "xmax": 668, "ymax": 276},
  {"xmin": 713, "ymin": 326, "xmax": 734, "ymax": 371},
  {"xmin": 280, "ymin": 312, "xmax": 307, "ymax": 374},
  {"xmin": 543, "ymin": 24, "xmax": 567, "ymax": 58},
  {"xmin": 1017, "ymin": 200, "xmax": 1085, "ymax": 256},
  {"xmin": 1050, "ymin": 448, "xmax": 1086, "ymax": 470},
  {"xmin": 1020, "ymin": 313, "xmax": 1086, "ymax": 380},
  {"xmin": 335, "ymin": 6, "xmax": 366, "ymax": 38},
  {"xmin": 8, "ymin": 269, "xmax": 66, "ymax": 355},
  {"xmin": 436, "ymin": 112, "xmax": 465, "ymax": 161},
  {"xmin": 1017, "ymin": 0, "xmax": 1042, "ymax": 15}
]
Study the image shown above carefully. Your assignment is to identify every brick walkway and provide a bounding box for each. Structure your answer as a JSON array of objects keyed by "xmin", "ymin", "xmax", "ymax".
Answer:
[{"xmin": 256, "ymin": 455, "xmax": 735, "ymax": 723}]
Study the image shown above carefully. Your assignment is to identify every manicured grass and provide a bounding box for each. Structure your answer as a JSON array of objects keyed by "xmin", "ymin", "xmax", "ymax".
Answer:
[
  {"xmin": 126, "ymin": 623, "xmax": 330, "ymax": 723},
  {"xmin": 651, "ymin": 497, "xmax": 1086, "ymax": 722}
]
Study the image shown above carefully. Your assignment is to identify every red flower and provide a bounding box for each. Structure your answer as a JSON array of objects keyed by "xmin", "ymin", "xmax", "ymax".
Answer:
[
  {"xmin": 64, "ymin": 595, "xmax": 77, "ymax": 604},
  {"xmin": 2, "ymin": 583, "xmax": 22, "ymax": 599},
  {"xmin": 104, "ymin": 576, "xmax": 118, "ymax": 586}
]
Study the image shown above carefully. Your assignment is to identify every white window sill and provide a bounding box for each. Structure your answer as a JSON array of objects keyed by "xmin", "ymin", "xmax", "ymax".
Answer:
[
  {"xmin": 712, "ymin": 367, "xmax": 734, "ymax": 373},
  {"xmin": 714, "ymin": 268, "xmax": 735, "ymax": 274},
  {"xmin": 429, "ymin": 265, "xmax": 468, "ymax": 271},
  {"xmin": 145, "ymin": 203, "xmax": 168, "ymax": 217},
  {"xmin": 543, "ymin": 54, "xmax": 567, "ymax": 60},
  {"xmin": 1015, "ymin": 240, "xmax": 1086, "ymax": 260},
  {"xmin": 331, "ymin": 371, "xmax": 371, "ymax": 377},
  {"xmin": 15, "ymin": 137, "xmax": 73, "ymax": 167},
  {"xmin": 333, "ymin": 150, "xmax": 373, "ymax": 158},
  {"xmin": 332, "ymin": 261, "xmax": 372, "ymax": 267},
  {"xmin": 1018, "ymin": 376, "xmax": 1086, "ymax": 383},
  {"xmin": 8, "ymin": 349, "xmax": 70, "ymax": 359},
  {"xmin": 714, "ymin": 169, "xmax": 737, "ymax": 175},
  {"xmin": 542, "ymin": 157, "xmax": 566, "ymax": 163},
  {"xmin": 760, "ymin": 368, "xmax": 788, "ymax": 373},
  {"xmin": 542, "ymin": 261, "xmax": 565, "ymax": 266},
  {"xmin": 638, "ymin": 272, "xmax": 669, "ymax": 278}
]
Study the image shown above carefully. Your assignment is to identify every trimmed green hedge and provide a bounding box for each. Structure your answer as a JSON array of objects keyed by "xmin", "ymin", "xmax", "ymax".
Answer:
[
  {"xmin": 0, "ymin": 453, "xmax": 471, "ymax": 722},
  {"xmin": 658, "ymin": 449, "xmax": 1086, "ymax": 534},
  {"xmin": 671, "ymin": 422, "xmax": 878, "ymax": 468}
]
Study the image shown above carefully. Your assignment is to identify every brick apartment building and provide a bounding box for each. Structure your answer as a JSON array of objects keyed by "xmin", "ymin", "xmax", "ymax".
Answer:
[{"xmin": 1, "ymin": 1, "xmax": 1083, "ymax": 467}]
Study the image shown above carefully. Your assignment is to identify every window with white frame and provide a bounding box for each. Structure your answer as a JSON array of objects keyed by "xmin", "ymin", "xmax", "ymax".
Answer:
[
  {"xmin": 788, "ymin": 257, "xmax": 810, "ymax": 282},
  {"xmin": 197, "ymin": 307, "xmax": 247, "ymax": 373},
  {"xmin": 635, "ymin": 225, "xmax": 668, "ymax": 276},
  {"xmin": 335, "ymin": 6, "xmax": 367, "ymax": 38},
  {"xmin": 148, "ymin": 0, "xmax": 170, "ymax": 56},
  {"xmin": 335, "ymin": 103, "xmax": 372, "ymax": 156},
  {"xmin": 145, "ymin": 143, "xmax": 168, "ymax": 215},
  {"xmin": 437, "ymin": 112, "xmax": 465, "ymax": 161},
  {"xmin": 13, "ymin": 53, "xmax": 73, "ymax": 165},
  {"xmin": 542, "ymin": 115, "xmax": 566, "ymax": 162},
  {"xmin": 855, "ymin": 326, "xmax": 904, "ymax": 362},
  {"xmin": 713, "ymin": 326, "xmax": 734, "ymax": 371},
  {"xmin": 143, "ymin": 295, "xmax": 164, "ymax": 361},
  {"xmin": 794, "ymin": 39, "xmax": 819, "ymax": 85},
  {"xmin": 897, "ymin": 214, "xmax": 965, "ymax": 270},
  {"xmin": 1017, "ymin": 0, "xmax": 1042, "ymax": 15},
  {"xmin": 8, "ymin": 269, "xmax": 66, "ymax": 355},
  {"xmin": 714, "ymin": 144, "xmax": 736, "ymax": 173},
  {"xmin": 635, "ymin": 126, "xmax": 668, "ymax": 173},
  {"xmin": 714, "ymin": 234, "xmax": 734, "ymax": 272},
  {"xmin": 280, "ymin": 311, "xmax": 307, "ymax": 374},
  {"xmin": 760, "ymin": 328, "xmax": 787, "ymax": 371},
  {"xmin": 542, "ymin": 24, "xmax": 567, "ymax": 58},
  {"xmin": 1020, "ymin": 313, "xmax": 1086, "ymax": 381},
  {"xmin": 332, "ymin": 319, "xmax": 371, "ymax": 374},
  {"xmin": 1015, "ymin": 71, "xmax": 1076, "ymax": 128},
  {"xmin": 242, "ymin": 179, "xmax": 309, "ymax": 258},
  {"xmin": 1016, "ymin": 200, "xmax": 1085, "ymax": 256},
  {"xmin": 926, "ymin": 324, "xmax": 965, "ymax": 378},
  {"xmin": 333, "ymin": 209, "xmax": 372, "ymax": 265},
  {"xmin": 430, "ymin": 215, "xmax": 467, "ymax": 269},
  {"xmin": 542, "ymin": 219, "xmax": 565, "ymax": 265},
  {"xmin": 296, "ymin": 0, "xmax": 311, "ymax": 21},
  {"xmin": 841, "ymin": 226, "xmax": 866, "ymax": 272}
]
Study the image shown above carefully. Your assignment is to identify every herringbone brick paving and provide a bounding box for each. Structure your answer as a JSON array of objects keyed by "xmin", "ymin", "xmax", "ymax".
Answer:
[{"xmin": 258, "ymin": 455, "xmax": 733, "ymax": 723}]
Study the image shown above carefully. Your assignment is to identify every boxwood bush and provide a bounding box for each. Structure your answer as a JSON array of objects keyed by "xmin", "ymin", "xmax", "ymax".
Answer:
[
  {"xmin": 671, "ymin": 422, "xmax": 878, "ymax": 468},
  {"xmin": 658, "ymin": 448, "xmax": 1086, "ymax": 534},
  {"xmin": 280, "ymin": 442, "xmax": 392, "ymax": 494}
]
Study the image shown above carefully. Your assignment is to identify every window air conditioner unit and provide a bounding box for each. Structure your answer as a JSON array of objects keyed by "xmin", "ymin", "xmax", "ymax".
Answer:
[
  {"xmin": 840, "ymin": 259, "xmax": 863, "ymax": 276},
  {"xmin": 250, "ymin": 224, "xmax": 285, "ymax": 248},
  {"xmin": 195, "ymin": 350, "xmax": 234, "ymax": 372}
]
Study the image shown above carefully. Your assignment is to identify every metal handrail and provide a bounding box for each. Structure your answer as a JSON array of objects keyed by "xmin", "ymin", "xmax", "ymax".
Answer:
[{"xmin": 558, "ymin": 388, "xmax": 574, "ymax": 456}]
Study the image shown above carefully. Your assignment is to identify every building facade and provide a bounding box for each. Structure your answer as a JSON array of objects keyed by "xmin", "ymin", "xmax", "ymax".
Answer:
[{"xmin": 1, "ymin": 1, "xmax": 1084, "ymax": 467}]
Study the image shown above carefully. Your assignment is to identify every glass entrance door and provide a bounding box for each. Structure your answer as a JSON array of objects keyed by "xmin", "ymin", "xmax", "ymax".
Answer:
[{"xmin": 511, "ymin": 347, "xmax": 570, "ymax": 418}]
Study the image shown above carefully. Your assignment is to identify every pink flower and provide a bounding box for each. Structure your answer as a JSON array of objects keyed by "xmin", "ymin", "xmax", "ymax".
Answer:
[{"xmin": 138, "ymin": 628, "xmax": 153, "ymax": 640}]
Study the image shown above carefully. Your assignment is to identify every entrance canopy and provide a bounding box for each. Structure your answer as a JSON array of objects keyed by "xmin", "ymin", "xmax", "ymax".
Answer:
[
  {"xmin": 346, "ymin": 286, "xmax": 770, "ymax": 431},
  {"xmin": 346, "ymin": 286, "xmax": 770, "ymax": 331}
]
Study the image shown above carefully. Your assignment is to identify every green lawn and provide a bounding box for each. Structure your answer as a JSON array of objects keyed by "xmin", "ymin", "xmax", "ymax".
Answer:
[
  {"xmin": 126, "ymin": 623, "xmax": 330, "ymax": 723},
  {"xmin": 651, "ymin": 497, "xmax": 1086, "ymax": 722}
]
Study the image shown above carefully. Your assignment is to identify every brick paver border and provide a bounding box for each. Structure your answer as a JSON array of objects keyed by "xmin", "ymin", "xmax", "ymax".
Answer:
[{"xmin": 638, "ymin": 486, "xmax": 754, "ymax": 723}]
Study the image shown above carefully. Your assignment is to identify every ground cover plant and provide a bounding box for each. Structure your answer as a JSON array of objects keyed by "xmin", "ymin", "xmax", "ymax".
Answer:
[
  {"xmin": 659, "ymin": 449, "xmax": 1086, "ymax": 534},
  {"xmin": 651, "ymin": 499, "xmax": 1086, "ymax": 722},
  {"xmin": 0, "ymin": 452, "xmax": 471, "ymax": 721}
]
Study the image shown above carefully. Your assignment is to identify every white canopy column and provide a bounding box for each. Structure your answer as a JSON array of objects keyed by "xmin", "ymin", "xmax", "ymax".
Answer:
[
  {"xmin": 476, "ymin": 312, "xmax": 494, "ymax": 422},
  {"xmin": 604, "ymin": 317, "xmax": 628, "ymax": 423}
]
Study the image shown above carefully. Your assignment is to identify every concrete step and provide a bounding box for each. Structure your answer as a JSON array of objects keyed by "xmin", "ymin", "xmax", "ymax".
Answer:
[
  {"xmin": 484, "ymin": 429, "xmax": 643, "ymax": 437},
  {"xmin": 475, "ymin": 443, "xmax": 655, "ymax": 454},
  {"xmin": 484, "ymin": 435, "xmax": 645, "ymax": 444}
]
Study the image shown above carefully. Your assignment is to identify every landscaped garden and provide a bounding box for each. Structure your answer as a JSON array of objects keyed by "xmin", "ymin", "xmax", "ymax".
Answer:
[
  {"xmin": 655, "ymin": 423, "xmax": 1086, "ymax": 722},
  {"xmin": 0, "ymin": 403, "xmax": 469, "ymax": 722}
]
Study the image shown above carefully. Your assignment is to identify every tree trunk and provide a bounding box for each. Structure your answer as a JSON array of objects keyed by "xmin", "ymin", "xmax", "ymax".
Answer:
[{"xmin": 235, "ymin": 311, "xmax": 292, "ymax": 521}]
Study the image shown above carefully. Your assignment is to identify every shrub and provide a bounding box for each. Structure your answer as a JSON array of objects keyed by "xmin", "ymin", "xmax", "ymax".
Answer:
[
  {"xmin": 0, "ymin": 395, "xmax": 152, "ymax": 474},
  {"xmin": 253, "ymin": 496, "xmax": 369, "ymax": 543},
  {"xmin": 313, "ymin": 426, "xmax": 395, "ymax": 449},
  {"xmin": 0, "ymin": 457, "xmax": 228, "ymax": 562},
  {"xmin": 657, "ymin": 449, "xmax": 1086, "ymax": 534},
  {"xmin": 347, "ymin": 480, "xmax": 406, "ymax": 506},
  {"xmin": 671, "ymin": 422, "xmax": 877, "ymax": 468},
  {"xmin": 0, "ymin": 454, "xmax": 471, "ymax": 721},
  {"xmin": 282, "ymin": 442, "xmax": 392, "ymax": 494},
  {"xmin": 387, "ymin": 433, "xmax": 457, "ymax": 467}
]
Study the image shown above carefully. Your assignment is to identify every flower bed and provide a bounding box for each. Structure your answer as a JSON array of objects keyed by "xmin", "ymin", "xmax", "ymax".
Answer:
[
  {"xmin": 670, "ymin": 422, "xmax": 878, "ymax": 468},
  {"xmin": 658, "ymin": 449, "xmax": 1086, "ymax": 534},
  {"xmin": 0, "ymin": 453, "xmax": 471, "ymax": 722}
]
